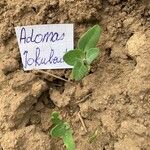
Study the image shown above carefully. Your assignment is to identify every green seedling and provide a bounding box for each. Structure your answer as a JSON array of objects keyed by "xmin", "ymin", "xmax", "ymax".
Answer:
[
  {"xmin": 50, "ymin": 112, "xmax": 75, "ymax": 150},
  {"xmin": 88, "ymin": 129, "xmax": 98, "ymax": 143},
  {"xmin": 63, "ymin": 25, "xmax": 102, "ymax": 81}
]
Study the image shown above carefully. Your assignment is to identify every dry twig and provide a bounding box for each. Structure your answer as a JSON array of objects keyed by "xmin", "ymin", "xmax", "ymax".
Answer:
[
  {"xmin": 33, "ymin": 69, "xmax": 69, "ymax": 82},
  {"xmin": 77, "ymin": 112, "xmax": 88, "ymax": 133},
  {"xmin": 76, "ymin": 93, "xmax": 92, "ymax": 104}
]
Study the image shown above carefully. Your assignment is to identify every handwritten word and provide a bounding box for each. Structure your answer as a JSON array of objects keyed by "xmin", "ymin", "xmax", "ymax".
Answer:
[
  {"xmin": 15, "ymin": 24, "xmax": 74, "ymax": 70},
  {"xmin": 20, "ymin": 27, "xmax": 65, "ymax": 44},
  {"xmin": 23, "ymin": 47, "xmax": 67, "ymax": 68}
]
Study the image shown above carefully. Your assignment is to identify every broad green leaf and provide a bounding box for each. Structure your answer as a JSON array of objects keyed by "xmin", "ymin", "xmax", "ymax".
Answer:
[
  {"xmin": 50, "ymin": 112, "xmax": 75, "ymax": 150},
  {"xmin": 50, "ymin": 123, "xmax": 66, "ymax": 137},
  {"xmin": 86, "ymin": 48, "xmax": 100, "ymax": 64},
  {"xmin": 72, "ymin": 61, "xmax": 88, "ymax": 81},
  {"xmin": 77, "ymin": 25, "xmax": 102, "ymax": 52},
  {"xmin": 63, "ymin": 49, "xmax": 85, "ymax": 66},
  {"xmin": 63, "ymin": 130, "xmax": 75, "ymax": 150},
  {"xmin": 51, "ymin": 112, "xmax": 63, "ymax": 125}
]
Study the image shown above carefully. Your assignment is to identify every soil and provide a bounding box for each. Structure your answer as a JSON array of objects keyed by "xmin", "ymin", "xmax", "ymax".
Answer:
[{"xmin": 0, "ymin": 0, "xmax": 150, "ymax": 150}]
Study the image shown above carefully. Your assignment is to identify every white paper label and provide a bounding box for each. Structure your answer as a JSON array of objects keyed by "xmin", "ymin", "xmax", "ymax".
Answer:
[{"xmin": 15, "ymin": 24, "xmax": 74, "ymax": 70}]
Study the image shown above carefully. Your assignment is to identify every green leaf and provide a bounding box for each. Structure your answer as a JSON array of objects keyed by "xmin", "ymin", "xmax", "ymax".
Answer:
[
  {"xmin": 77, "ymin": 25, "xmax": 102, "ymax": 52},
  {"xmin": 88, "ymin": 130, "xmax": 98, "ymax": 143},
  {"xmin": 50, "ymin": 112, "xmax": 75, "ymax": 150},
  {"xmin": 51, "ymin": 112, "xmax": 63, "ymax": 125},
  {"xmin": 50, "ymin": 124, "xmax": 66, "ymax": 137},
  {"xmin": 63, "ymin": 130, "xmax": 75, "ymax": 150},
  {"xmin": 63, "ymin": 49, "xmax": 85, "ymax": 66},
  {"xmin": 72, "ymin": 61, "xmax": 88, "ymax": 81},
  {"xmin": 86, "ymin": 48, "xmax": 100, "ymax": 64}
]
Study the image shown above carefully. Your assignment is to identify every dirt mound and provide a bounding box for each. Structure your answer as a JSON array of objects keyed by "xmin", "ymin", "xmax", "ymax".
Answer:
[
  {"xmin": 0, "ymin": 0, "xmax": 150, "ymax": 150},
  {"xmin": 1, "ymin": 126, "xmax": 51, "ymax": 150}
]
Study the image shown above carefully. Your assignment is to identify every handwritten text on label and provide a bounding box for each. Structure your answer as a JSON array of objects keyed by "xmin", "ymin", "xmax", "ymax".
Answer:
[{"xmin": 15, "ymin": 24, "xmax": 74, "ymax": 70}]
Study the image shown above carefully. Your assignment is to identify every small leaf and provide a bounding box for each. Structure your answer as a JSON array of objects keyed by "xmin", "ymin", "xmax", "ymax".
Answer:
[
  {"xmin": 88, "ymin": 130, "xmax": 98, "ymax": 143},
  {"xmin": 77, "ymin": 25, "xmax": 102, "ymax": 52},
  {"xmin": 51, "ymin": 111, "xmax": 63, "ymax": 125},
  {"xmin": 86, "ymin": 48, "xmax": 100, "ymax": 64},
  {"xmin": 50, "ymin": 112, "xmax": 75, "ymax": 150},
  {"xmin": 63, "ymin": 49, "xmax": 85, "ymax": 66},
  {"xmin": 50, "ymin": 123, "xmax": 66, "ymax": 137},
  {"xmin": 64, "ymin": 122, "xmax": 70, "ymax": 130},
  {"xmin": 63, "ymin": 130, "xmax": 75, "ymax": 150},
  {"xmin": 72, "ymin": 61, "xmax": 88, "ymax": 81}
]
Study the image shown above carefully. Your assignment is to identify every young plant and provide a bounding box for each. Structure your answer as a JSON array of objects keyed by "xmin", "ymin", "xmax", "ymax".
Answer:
[
  {"xmin": 63, "ymin": 25, "xmax": 102, "ymax": 81},
  {"xmin": 88, "ymin": 129, "xmax": 98, "ymax": 143},
  {"xmin": 50, "ymin": 112, "xmax": 75, "ymax": 150}
]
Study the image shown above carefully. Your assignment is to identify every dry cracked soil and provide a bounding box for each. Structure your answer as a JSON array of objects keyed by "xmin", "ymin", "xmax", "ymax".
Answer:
[{"xmin": 0, "ymin": 0, "xmax": 150, "ymax": 150}]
